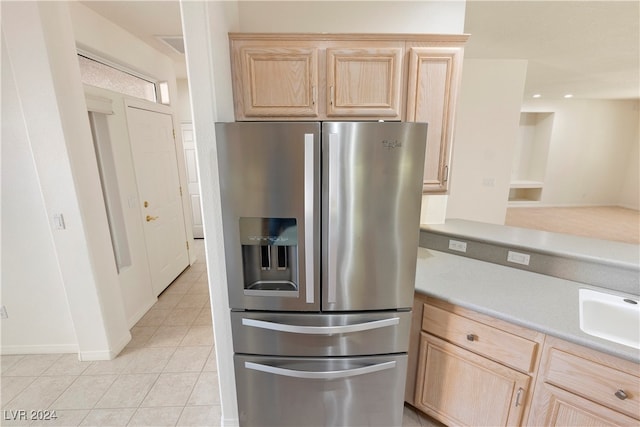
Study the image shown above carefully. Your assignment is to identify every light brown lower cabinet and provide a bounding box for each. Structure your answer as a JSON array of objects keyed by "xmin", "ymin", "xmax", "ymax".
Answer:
[
  {"xmin": 408, "ymin": 295, "xmax": 640, "ymax": 426},
  {"xmin": 409, "ymin": 297, "xmax": 542, "ymax": 426},
  {"xmin": 527, "ymin": 336, "xmax": 640, "ymax": 426},
  {"xmin": 530, "ymin": 383, "xmax": 638, "ymax": 426},
  {"xmin": 414, "ymin": 332, "xmax": 530, "ymax": 426}
]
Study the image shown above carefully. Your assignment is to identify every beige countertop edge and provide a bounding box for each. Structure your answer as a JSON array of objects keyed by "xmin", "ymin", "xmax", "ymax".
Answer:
[{"xmin": 415, "ymin": 247, "xmax": 640, "ymax": 364}]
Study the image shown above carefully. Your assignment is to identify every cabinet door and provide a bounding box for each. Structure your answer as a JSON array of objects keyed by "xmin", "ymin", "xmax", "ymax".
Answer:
[
  {"xmin": 530, "ymin": 383, "xmax": 639, "ymax": 427},
  {"xmin": 235, "ymin": 46, "xmax": 319, "ymax": 119},
  {"xmin": 415, "ymin": 333, "xmax": 530, "ymax": 426},
  {"xmin": 326, "ymin": 46, "xmax": 403, "ymax": 119},
  {"xmin": 406, "ymin": 47, "xmax": 463, "ymax": 193}
]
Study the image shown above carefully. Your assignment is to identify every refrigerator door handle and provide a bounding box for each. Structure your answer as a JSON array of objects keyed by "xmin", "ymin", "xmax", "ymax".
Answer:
[
  {"xmin": 304, "ymin": 133, "xmax": 315, "ymax": 304},
  {"xmin": 241, "ymin": 317, "xmax": 400, "ymax": 335},
  {"xmin": 327, "ymin": 132, "xmax": 339, "ymax": 303},
  {"xmin": 244, "ymin": 360, "xmax": 396, "ymax": 380}
]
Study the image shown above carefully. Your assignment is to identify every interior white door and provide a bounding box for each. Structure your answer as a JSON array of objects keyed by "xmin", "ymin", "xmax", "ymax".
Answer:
[
  {"xmin": 181, "ymin": 123, "xmax": 203, "ymax": 238},
  {"xmin": 127, "ymin": 106, "xmax": 189, "ymax": 296}
]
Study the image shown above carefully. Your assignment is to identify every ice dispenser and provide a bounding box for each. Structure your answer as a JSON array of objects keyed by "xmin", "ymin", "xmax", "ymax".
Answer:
[{"xmin": 240, "ymin": 217, "xmax": 299, "ymax": 296}]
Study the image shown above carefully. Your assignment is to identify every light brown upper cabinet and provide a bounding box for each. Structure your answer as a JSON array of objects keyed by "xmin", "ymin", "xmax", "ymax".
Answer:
[
  {"xmin": 229, "ymin": 33, "xmax": 468, "ymax": 193},
  {"xmin": 232, "ymin": 44, "xmax": 320, "ymax": 118},
  {"xmin": 406, "ymin": 46, "xmax": 464, "ymax": 193},
  {"xmin": 230, "ymin": 35, "xmax": 405, "ymax": 121},
  {"xmin": 325, "ymin": 45, "xmax": 403, "ymax": 119}
]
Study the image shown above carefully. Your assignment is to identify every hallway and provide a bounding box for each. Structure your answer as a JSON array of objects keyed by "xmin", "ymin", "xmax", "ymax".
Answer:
[{"xmin": 1, "ymin": 241, "xmax": 219, "ymax": 426}]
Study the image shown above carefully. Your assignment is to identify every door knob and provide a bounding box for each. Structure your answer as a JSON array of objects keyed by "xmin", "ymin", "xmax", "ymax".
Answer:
[{"xmin": 146, "ymin": 215, "xmax": 159, "ymax": 222}]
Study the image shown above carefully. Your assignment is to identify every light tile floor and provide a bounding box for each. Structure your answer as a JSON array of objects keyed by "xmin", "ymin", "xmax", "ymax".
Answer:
[
  {"xmin": 1, "ymin": 242, "xmax": 219, "ymax": 426},
  {"xmin": 1, "ymin": 240, "xmax": 442, "ymax": 426}
]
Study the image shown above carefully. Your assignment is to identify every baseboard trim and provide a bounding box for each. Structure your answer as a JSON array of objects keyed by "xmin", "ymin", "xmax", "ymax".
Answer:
[
  {"xmin": 508, "ymin": 203, "xmax": 639, "ymax": 210},
  {"xmin": 127, "ymin": 298, "xmax": 157, "ymax": 329},
  {"xmin": 1, "ymin": 343, "xmax": 78, "ymax": 355},
  {"xmin": 222, "ymin": 417, "xmax": 240, "ymax": 427},
  {"xmin": 1, "ymin": 331, "xmax": 131, "ymax": 360},
  {"xmin": 78, "ymin": 330, "xmax": 131, "ymax": 361}
]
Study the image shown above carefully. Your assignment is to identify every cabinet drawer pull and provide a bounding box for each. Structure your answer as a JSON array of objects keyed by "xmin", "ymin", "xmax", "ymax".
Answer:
[
  {"xmin": 466, "ymin": 333, "xmax": 476, "ymax": 342},
  {"xmin": 615, "ymin": 389, "xmax": 628, "ymax": 400},
  {"xmin": 515, "ymin": 387, "xmax": 524, "ymax": 407}
]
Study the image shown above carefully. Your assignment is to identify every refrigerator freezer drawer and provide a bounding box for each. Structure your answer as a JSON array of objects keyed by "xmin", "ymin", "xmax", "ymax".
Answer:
[
  {"xmin": 231, "ymin": 311, "xmax": 411, "ymax": 356},
  {"xmin": 235, "ymin": 354, "xmax": 408, "ymax": 427}
]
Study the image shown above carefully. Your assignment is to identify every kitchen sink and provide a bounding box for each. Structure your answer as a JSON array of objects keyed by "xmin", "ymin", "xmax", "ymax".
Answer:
[{"xmin": 579, "ymin": 288, "xmax": 640, "ymax": 349}]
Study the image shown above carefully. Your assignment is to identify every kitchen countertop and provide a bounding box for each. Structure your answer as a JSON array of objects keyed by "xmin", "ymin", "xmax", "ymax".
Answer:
[
  {"xmin": 420, "ymin": 220, "xmax": 640, "ymax": 295},
  {"xmin": 423, "ymin": 219, "xmax": 639, "ymax": 269},
  {"xmin": 415, "ymin": 247, "xmax": 640, "ymax": 364}
]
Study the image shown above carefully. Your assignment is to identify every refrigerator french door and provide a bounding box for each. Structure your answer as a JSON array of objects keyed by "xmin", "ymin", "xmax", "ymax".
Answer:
[
  {"xmin": 216, "ymin": 121, "xmax": 427, "ymax": 427},
  {"xmin": 217, "ymin": 122, "xmax": 321, "ymax": 312},
  {"xmin": 217, "ymin": 122, "xmax": 426, "ymax": 312}
]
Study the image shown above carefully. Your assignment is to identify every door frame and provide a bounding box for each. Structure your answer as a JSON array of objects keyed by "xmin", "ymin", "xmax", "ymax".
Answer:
[{"xmin": 181, "ymin": 122, "xmax": 204, "ymax": 239}]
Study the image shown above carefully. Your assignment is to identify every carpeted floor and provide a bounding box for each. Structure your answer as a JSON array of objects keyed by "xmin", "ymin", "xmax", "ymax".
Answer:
[{"xmin": 505, "ymin": 206, "xmax": 640, "ymax": 244}]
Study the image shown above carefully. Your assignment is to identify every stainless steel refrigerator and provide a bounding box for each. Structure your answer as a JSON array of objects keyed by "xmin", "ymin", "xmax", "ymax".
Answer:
[{"xmin": 216, "ymin": 121, "xmax": 427, "ymax": 427}]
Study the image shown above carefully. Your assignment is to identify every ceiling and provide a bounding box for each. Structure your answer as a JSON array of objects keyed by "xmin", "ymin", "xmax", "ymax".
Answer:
[
  {"xmin": 80, "ymin": 1, "xmax": 187, "ymax": 76},
  {"xmin": 81, "ymin": 0, "xmax": 639, "ymax": 100},
  {"xmin": 463, "ymin": 1, "xmax": 639, "ymax": 100}
]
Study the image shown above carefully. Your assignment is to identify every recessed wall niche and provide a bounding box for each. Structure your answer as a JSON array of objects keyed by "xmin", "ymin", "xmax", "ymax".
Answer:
[{"xmin": 508, "ymin": 112, "xmax": 554, "ymax": 204}]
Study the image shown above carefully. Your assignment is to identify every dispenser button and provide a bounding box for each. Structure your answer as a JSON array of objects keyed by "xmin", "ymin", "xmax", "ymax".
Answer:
[
  {"xmin": 277, "ymin": 246, "xmax": 288, "ymax": 270},
  {"xmin": 260, "ymin": 246, "xmax": 271, "ymax": 270}
]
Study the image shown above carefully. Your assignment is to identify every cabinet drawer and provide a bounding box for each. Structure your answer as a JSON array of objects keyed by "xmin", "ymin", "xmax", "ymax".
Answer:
[
  {"xmin": 545, "ymin": 348, "xmax": 640, "ymax": 419},
  {"xmin": 422, "ymin": 303, "xmax": 537, "ymax": 372}
]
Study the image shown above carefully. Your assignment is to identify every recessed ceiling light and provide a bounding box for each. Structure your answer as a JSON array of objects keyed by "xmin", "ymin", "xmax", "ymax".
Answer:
[
  {"xmin": 532, "ymin": 94, "xmax": 542, "ymax": 98},
  {"xmin": 564, "ymin": 94, "xmax": 574, "ymax": 98}
]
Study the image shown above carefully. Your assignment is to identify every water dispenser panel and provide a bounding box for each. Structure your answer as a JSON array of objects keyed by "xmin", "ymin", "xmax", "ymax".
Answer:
[{"xmin": 239, "ymin": 218, "xmax": 299, "ymax": 297}]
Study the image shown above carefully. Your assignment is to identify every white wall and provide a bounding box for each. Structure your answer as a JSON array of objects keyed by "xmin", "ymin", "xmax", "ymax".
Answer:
[
  {"xmin": 1, "ymin": 36, "xmax": 78, "ymax": 353},
  {"xmin": 181, "ymin": 1, "xmax": 239, "ymax": 425},
  {"xmin": 619, "ymin": 110, "xmax": 640, "ymax": 210},
  {"xmin": 512, "ymin": 113, "xmax": 554, "ymax": 182},
  {"xmin": 177, "ymin": 78, "xmax": 193, "ymax": 123},
  {"xmin": 446, "ymin": 59, "xmax": 528, "ymax": 224},
  {"xmin": 237, "ymin": 1, "xmax": 465, "ymax": 33},
  {"xmin": 522, "ymin": 99, "xmax": 640, "ymax": 209},
  {"xmin": 2, "ymin": 2, "xmax": 130, "ymax": 359}
]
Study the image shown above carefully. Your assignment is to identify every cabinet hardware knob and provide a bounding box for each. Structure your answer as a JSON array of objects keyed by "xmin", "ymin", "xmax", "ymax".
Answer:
[
  {"xmin": 146, "ymin": 215, "xmax": 159, "ymax": 222},
  {"xmin": 615, "ymin": 389, "xmax": 628, "ymax": 400},
  {"xmin": 466, "ymin": 334, "xmax": 476, "ymax": 342}
]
